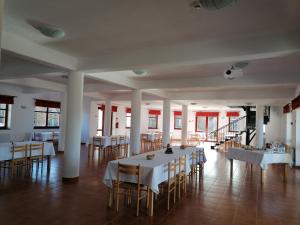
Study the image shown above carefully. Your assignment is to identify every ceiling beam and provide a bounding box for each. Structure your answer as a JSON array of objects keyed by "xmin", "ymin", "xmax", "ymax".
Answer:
[{"xmin": 2, "ymin": 32, "xmax": 78, "ymax": 71}]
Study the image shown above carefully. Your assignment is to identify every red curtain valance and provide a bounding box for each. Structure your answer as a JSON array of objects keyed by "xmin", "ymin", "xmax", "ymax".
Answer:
[
  {"xmin": 226, "ymin": 111, "xmax": 240, "ymax": 117},
  {"xmin": 126, "ymin": 108, "xmax": 131, "ymax": 113},
  {"xmin": 283, "ymin": 103, "xmax": 292, "ymax": 114},
  {"xmin": 98, "ymin": 104, "xmax": 118, "ymax": 112},
  {"xmin": 149, "ymin": 109, "xmax": 161, "ymax": 115},
  {"xmin": 292, "ymin": 95, "xmax": 300, "ymax": 110},
  {"xmin": 174, "ymin": 111, "xmax": 182, "ymax": 116},
  {"xmin": 196, "ymin": 111, "xmax": 219, "ymax": 117},
  {"xmin": 35, "ymin": 99, "xmax": 60, "ymax": 108},
  {"xmin": 0, "ymin": 95, "xmax": 14, "ymax": 104}
]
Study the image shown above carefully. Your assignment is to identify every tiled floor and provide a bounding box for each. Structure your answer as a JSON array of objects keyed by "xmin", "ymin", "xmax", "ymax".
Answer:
[{"xmin": 0, "ymin": 145, "xmax": 300, "ymax": 225}]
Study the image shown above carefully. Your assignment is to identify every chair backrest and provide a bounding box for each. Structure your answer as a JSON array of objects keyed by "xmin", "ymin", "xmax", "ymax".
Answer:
[
  {"xmin": 30, "ymin": 143, "xmax": 44, "ymax": 157},
  {"xmin": 111, "ymin": 136, "xmax": 118, "ymax": 146},
  {"xmin": 141, "ymin": 133, "xmax": 148, "ymax": 141},
  {"xmin": 119, "ymin": 135, "xmax": 126, "ymax": 144},
  {"xmin": 11, "ymin": 145, "xmax": 28, "ymax": 160},
  {"xmin": 191, "ymin": 151, "xmax": 199, "ymax": 165},
  {"xmin": 168, "ymin": 160, "xmax": 177, "ymax": 184},
  {"xmin": 117, "ymin": 163, "xmax": 141, "ymax": 186},
  {"xmin": 93, "ymin": 136, "xmax": 103, "ymax": 146},
  {"xmin": 178, "ymin": 155, "xmax": 187, "ymax": 174}
]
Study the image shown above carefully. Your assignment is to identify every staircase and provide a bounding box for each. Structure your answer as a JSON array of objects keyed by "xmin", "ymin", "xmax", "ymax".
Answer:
[{"xmin": 208, "ymin": 115, "xmax": 247, "ymax": 151}]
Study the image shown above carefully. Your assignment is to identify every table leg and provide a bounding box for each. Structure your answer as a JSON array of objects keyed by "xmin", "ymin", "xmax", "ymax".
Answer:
[
  {"xmin": 108, "ymin": 187, "xmax": 113, "ymax": 207},
  {"xmin": 260, "ymin": 168, "xmax": 263, "ymax": 184},
  {"xmin": 283, "ymin": 164, "xmax": 286, "ymax": 182},
  {"xmin": 47, "ymin": 155, "xmax": 51, "ymax": 173},
  {"xmin": 148, "ymin": 190, "xmax": 154, "ymax": 216},
  {"xmin": 230, "ymin": 159, "xmax": 233, "ymax": 177}
]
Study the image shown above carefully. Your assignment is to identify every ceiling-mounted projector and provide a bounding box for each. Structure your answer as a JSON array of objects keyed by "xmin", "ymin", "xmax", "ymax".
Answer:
[{"xmin": 224, "ymin": 67, "xmax": 243, "ymax": 80}]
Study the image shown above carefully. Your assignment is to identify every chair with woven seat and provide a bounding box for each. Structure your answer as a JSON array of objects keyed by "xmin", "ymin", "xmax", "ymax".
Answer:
[
  {"xmin": 115, "ymin": 163, "xmax": 149, "ymax": 216},
  {"xmin": 28, "ymin": 143, "xmax": 45, "ymax": 173},
  {"xmin": 177, "ymin": 155, "xmax": 187, "ymax": 199}
]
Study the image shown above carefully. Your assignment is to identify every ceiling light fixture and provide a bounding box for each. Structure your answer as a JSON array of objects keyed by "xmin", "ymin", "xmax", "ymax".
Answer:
[
  {"xmin": 132, "ymin": 69, "xmax": 147, "ymax": 76},
  {"xmin": 191, "ymin": 0, "xmax": 236, "ymax": 10},
  {"xmin": 28, "ymin": 20, "xmax": 65, "ymax": 38}
]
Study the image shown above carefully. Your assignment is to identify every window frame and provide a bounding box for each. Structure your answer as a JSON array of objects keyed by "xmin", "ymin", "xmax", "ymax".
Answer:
[
  {"xmin": 148, "ymin": 114, "xmax": 158, "ymax": 129},
  {"xmin": 0, "ymin": 104, "xmax": 9, "ymax": 130},
  {"xmin": 34, "ymin": 106, "xmax": 60, "ymax": 129}
]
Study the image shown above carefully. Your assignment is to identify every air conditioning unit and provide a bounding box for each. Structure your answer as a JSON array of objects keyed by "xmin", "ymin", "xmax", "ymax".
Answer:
[{"xmin": 224, "ymin": 68, "xmax": 243, "ymax": 80}]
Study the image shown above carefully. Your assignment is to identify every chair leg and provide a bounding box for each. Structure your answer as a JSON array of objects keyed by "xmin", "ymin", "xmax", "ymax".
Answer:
[{"xmin": 167, "ymin": 187, "xmax": 170, "ymax": 210}]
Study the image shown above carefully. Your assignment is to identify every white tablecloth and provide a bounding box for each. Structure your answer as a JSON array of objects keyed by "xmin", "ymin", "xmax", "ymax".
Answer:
[
  {"xmin": 89, "ymin": 136, "xmax": 129, "ymax": 148},
  {"xmin": 227, "ymin": 148, "xmax": 293, "ymax": 170},
  {"xmin": 0, "ymin": 141, "xmax": 56, "ymax": 161},
  {"xmin": 103, "ymin": 146, "xmax": 206, "ymax": 194}
]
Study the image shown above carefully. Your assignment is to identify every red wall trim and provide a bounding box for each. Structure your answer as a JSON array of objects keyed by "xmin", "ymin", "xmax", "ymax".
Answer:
[
  {"xmin": 226, "ymin": 111, "xmax": 240, "ymax": 117},
  {"xmin": 149, "ymin": 109, "xmax": 161, "ymax": 115},
  {"xmin": 283, "ymin": 103, "xmax": 292, "ymax": 114},
  {"xmin": 196, "ymin": 111, "xmax": 219, "ymax": 117},
  {"xmin": 98, "ymin": 104, "xmax": 118, "ymax": 112},
  {"xmin": 292, "ymin": 95, "xmax": 300, "ymax": 110},
  {"xmin": 174, "ymin": 111, "xmax": 182, "ymax": 116},
  {"xmin": 0, "ymin": 95, "xmax": 15, "ymax": 105},
  {"xmin": 126, "ymin": 108, "xmax": 131, "ymax": 113}
]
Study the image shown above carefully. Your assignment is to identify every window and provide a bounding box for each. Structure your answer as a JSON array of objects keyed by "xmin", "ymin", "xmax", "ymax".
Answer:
[
  {"xmin": 174, "ymin": 111, "xmax": 182, "ymax": 130},
  {"xmin": 148, "ymin": 109, "xmax": 160, "ymax": 129},
  {"xmin": 34, "ymin": 99, "xmax": 60, "ymax": 129},
  {"xmin": 227, "ymin": 112, "xmax": 240, "ymax": 132},
  {"xmin": 0, "ymin": 104, "xmax": 9, "ymax": 129},
  {"xmin": 148, "ymin": 115, "xmax": 158, "ymax": 129},
  {"xmin": 0, "ymin": 95, "xmax": 14, "ymax": 129},
  {"xmin": 97, "ymin": 106, "xmax": 104, "ymax": 136},
  {"xmin": 126, "ymin": 108, "xmax": 131, "ymax": 129}
]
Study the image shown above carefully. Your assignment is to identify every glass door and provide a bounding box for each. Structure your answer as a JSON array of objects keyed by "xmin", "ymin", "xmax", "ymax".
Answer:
[{"xmin": 207, "ymin": 116, "xmax": 218, "ymax": 141}]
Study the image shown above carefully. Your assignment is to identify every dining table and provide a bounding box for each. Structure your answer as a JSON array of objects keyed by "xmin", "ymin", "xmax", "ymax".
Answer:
[
  {"xmin": 0, "ymin": 141, "xmax": 56, "ymax": 172},
  {"xmin": 227, "ymin": 147, "xmax": 293, "ymax": 182},
  {"xmin": 103, "ymin": 146, "xmax": 206, "ymax": 216}
]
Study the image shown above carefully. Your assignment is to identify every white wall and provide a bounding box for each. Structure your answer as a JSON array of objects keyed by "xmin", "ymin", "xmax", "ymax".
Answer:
[{"xmin": 265, "ymin": 106, "xmax": 285, "ymax": 143}]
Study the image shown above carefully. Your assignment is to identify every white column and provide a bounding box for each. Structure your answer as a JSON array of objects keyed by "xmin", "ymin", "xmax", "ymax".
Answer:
[
  {"xmin": 63, "ymin": 71, "xmax": 84, "ymax": 180},
  {"xmin": 103, "ymin": 99, "xmax": 111, "ymax": 136},
  {"xmin": 256, "ymin": 105, "xmax": 264, "ymax": 149},
  {"xmin": 162, "ymin": 99, "xmax": 171, "ymax": 146},
  {"xmin": 130, "ymin": 90, "xmax": 142, "ymax": 155},
  {"xmin": 58, "ymin": 92, "xmax": 67, "ymax": 151},
  {"xmin": 285, "ymin": 113, "xmax": 292, "ymax": 145},
  {"xmin": 295, "ymin": 108, "xmax": 300, "ymax": 166},
  {"xmin": 181, "ymin": 105, "xmax": 188, "ymax": 145}
]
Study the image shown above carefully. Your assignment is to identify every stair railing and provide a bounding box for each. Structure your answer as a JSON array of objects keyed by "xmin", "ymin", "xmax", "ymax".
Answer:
[{"xmin": 208, "ymin": 115, "xmax": 247, "ymax": 143}]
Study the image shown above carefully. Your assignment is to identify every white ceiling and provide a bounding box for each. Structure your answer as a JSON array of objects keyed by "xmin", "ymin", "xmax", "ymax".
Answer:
[{"xmin": 1, "ymin": 0, "xmax": 300, "ymax": 106}]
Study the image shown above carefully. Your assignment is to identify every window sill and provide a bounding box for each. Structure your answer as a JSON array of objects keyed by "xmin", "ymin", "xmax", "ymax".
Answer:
[{"xmin": 34, "ymin": 126, "xmax": 60, "ymax": 129}]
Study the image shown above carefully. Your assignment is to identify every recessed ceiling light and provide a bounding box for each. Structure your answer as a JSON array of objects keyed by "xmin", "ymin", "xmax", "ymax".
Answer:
[
  {"xmin": 190, "ymin": 103, "xmax": 197, "ymax": 105},
  {"xmin": 191, "ymin": 0, "xmax": 236, "ymax": 10}
]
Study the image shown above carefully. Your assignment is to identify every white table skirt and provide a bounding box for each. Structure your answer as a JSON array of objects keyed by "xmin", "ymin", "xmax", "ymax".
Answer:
[
  {"xmin": 89, "ymin": 136, "xmax": 129, "ymax": 148},
  {"xmin": 0, "ymin": 141, "xmax": 55, "ymax": 161},
  {"xmin": 226, "ymin": 148, "xmax": 293, "ymax": 170},
  {"xmin": 103, "ymin": 146, "xmax": 206, "ymax": 194}
]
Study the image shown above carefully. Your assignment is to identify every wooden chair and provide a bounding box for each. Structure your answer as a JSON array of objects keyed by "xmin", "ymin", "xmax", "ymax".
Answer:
[
  {"xmin": 10, "ymin": 144, "xmax": 28, "ymax": 176},
  {"xmin": 118, "ymin": 136, "xmax": 128, "ymax": 158},
  {"xmin": 190, "ymin": 150, "xmax": 204, "ymax": 179},
  {"xmin": 90, "ymin": 136, "xmax": 104, "ymax": 159},
  {"xmin": 166, "ymin": 160, "xmax": 177, "ymax": 210},
  {"xmin": 28, "ymin": 143, "xmax": 45, "ymax": 172},
  {"xmin": 140, "ymin": 134, "xmax": 150, "ymax": 153},
  {"xmin": 177, "ymin": 155, "xmax": 187, "ymax": 199},
  {"xmin": 115, "ymin": 163, "xmax": 149, "ymax": 216}
]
